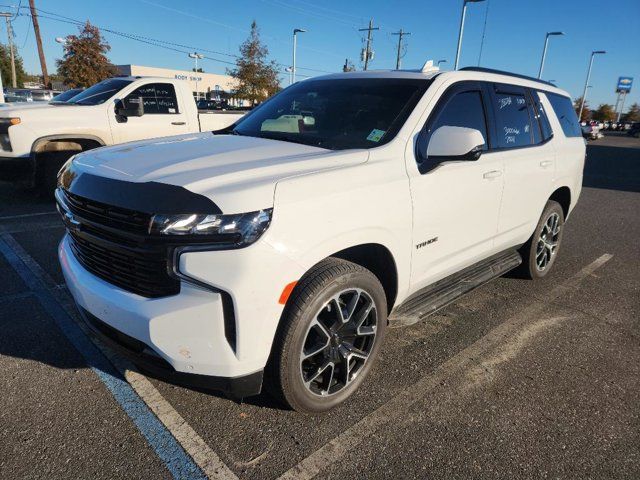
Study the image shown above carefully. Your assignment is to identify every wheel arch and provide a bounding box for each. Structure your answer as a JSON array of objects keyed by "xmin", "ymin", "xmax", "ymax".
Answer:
[
  {"xmin": 549, "ymin": 186, "xmax": 571, "ymax": 219},
  {"xmin": 31, "ymin": 134, "xmax": 106, "ymax": 155}
]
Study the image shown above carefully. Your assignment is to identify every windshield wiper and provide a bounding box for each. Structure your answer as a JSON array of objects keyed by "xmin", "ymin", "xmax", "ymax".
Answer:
[{"xmin": 257, "ymin": 131, "xmax": 322, "ymax": 148}]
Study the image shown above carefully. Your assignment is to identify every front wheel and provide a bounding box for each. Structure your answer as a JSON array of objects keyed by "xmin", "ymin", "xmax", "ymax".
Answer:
[
  {"xmin": 268, "ymin": 258, "xmax": 387, "ymax": 413},
  {"xmin": 516, "ymin": 200, "xmax": 565, "ymax": 279}
]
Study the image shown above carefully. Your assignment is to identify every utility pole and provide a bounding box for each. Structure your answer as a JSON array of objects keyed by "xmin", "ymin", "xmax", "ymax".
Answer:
[
  {"xmin": 0, "ymin": 13, "xmax": 16, "ymax": 87},
  {"xmin": 359, "ymin": 19, "xmax": 379, "ymax": 71},
  {"xmin": 29, "ymin": 0, "xmax": 49, "ymax": 88},
  {"xmin": 391, "ymin": 29, "xmax": 411, "ymax": 70}
]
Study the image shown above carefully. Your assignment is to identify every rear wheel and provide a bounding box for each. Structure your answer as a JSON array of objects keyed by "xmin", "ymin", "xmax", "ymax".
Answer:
[
  {"xmin": 268, "ymin": 258, "xmax": 387, "ymax": 413},
  {"xmin": 516, "ymin": 200, "xmax": 565, "ymax": 279}
]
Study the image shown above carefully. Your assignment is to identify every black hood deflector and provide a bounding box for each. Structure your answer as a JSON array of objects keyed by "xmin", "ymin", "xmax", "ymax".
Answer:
[{"xmin": 59, "ymin": 162, "xmax": 223, "ymax": 214}]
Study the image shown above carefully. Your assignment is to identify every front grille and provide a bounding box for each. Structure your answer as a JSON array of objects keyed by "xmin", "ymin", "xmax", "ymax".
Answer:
[
  {"xmin": 63, "ymin": 190, "xmax": 150, "ymax": 235},
  {"xmin": 59, "ymin": 188, "xmax": 180, "ymax": 298}
]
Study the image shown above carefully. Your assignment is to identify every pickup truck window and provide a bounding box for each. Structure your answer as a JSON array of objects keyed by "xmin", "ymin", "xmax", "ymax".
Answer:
[
  {"xmin": 232, "ymin": 78, "xmax": 430, "ymax": 150},
  {"xmin": 68, "ymin": 78, "xmax": 132, "ymax": 105},
  {"xmin": 125, "ymin": 83, "xmax": 180, "ymax": 114}
]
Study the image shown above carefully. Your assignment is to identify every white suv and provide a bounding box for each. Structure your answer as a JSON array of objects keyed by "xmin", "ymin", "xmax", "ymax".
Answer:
[{"xmin": 57, "ymin": 66, "xmax": 585, "ymax": 413}]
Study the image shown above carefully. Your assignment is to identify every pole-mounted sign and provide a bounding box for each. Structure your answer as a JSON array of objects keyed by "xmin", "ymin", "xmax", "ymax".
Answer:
[{"xmin": 616, "ymin": 77, "xmax": 633, "ymax": 93}]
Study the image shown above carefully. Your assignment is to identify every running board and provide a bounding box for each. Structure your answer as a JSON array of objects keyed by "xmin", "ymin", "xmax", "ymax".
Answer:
[{"xmin": 388, "ymin": 250, "xmax": 522, "ymax": 327}]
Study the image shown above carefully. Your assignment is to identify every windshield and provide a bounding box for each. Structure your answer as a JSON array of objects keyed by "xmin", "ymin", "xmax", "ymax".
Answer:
[
  {"xmin": 51, "ymin": 89, "xmax": 82, "ymax": 103},
  {"xmin": 232, "ymin": 78, "xmax": 430, "ymax": 150},
  {"xmin": 68, "ymin": 79, "xmax": 132, "ymax": 105}
]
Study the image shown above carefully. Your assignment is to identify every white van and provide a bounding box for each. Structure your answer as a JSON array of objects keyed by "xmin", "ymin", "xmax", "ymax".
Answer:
[{"xmin": 57, "ymin": 66, "xmax": 585, "ymax": 413}]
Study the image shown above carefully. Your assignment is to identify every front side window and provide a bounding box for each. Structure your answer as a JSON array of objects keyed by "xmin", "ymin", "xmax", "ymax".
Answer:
[
  {"xmin": 547, "ymin": 93, "xmax": 582, "ymax": 138},
  {"xmin": 68, "ymin": 79, "xmax": 132, "ymax": 106},
  {"xmin": 124, "ymin": 83, "xmax": 179, "ymax": 114},
  {"xmin": 493, "ymin": 87, "xmax": 533, "ymax": 148},
  {"xmin": 233, "ymin": 78, "xmax": 430, "ymax": 150},
  {"xmin": 416, "ymin": 88, "xmax": 488, "ymax": 167}
]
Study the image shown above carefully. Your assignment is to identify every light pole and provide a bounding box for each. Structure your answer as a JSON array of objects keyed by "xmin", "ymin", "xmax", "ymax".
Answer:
[
  {"xmin": 437, "ymin": 59, "xmax": 448, "ymax": 68},
  {"xmin": 188, "ymin": 52, "xmax": 204, "ymax": 100},
  {"xmin": 454, "ymin": 0, "xmax": 485, "ymax": 70},
  {"xmin": 578, "ymin": 50, "xmax": 606, "ymax": 122},
  {"xmin": 291, "ymin": 28, "xmax": 306, "ymax": 85},
  {"xmin": 537, "ymin": 31, "xmax": 564, "ymax": 79}
]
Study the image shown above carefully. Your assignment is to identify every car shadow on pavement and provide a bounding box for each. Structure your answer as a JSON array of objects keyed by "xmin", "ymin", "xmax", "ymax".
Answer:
[{"xmin": 584, "ymin": 144, "xmax": 640, "ymax": 193}]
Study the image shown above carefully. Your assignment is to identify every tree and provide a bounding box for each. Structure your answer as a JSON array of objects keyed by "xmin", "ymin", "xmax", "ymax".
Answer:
[
  {"xmin": 228, "ymin": 21, "xmax": 280, "ymax": 105},
  {"xmin": 592, "ymin": 103, "xmax": 616, "ymax": 122},
  {"xmin": 56, "ymin": 21, "xmax": 117, "ymax": 88},
  {"xmin": 574, "ymin": 97, "xmax": 590, "ymax": 122},
  {"xmin": 0, "ymin": 43, "xmax": 28, "ymax": 88},
  {"xmin": 621, "ymin": 103, "xmax": 640, "ymax": 123}
]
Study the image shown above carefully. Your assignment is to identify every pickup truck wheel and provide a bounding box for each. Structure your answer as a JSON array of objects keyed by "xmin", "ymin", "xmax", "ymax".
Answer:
[
  {"xmin": 517, "ymin": 200, "xmax": 565, "ymax": 279},
  {"xmin": 268, "ymin": 258, "xmax": 387, "ymax": 413}
]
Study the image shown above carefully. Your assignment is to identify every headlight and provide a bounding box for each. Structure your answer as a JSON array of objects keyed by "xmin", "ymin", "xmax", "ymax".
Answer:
[
  {"xmin": 57, "ymin": 154, "xmax": 77, "ymax": 186},
  {"xmin": 149, "ymin": 209, "xmax": 272, "ymax": 247}
]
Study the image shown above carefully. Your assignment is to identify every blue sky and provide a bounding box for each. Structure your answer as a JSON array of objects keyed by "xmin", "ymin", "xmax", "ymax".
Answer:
[{"xmin": 4, "ymin": 0, "xmax": 640, "ymax": 110}]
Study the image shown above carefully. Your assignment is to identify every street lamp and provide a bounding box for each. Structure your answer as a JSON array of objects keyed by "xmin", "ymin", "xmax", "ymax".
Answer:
[
  {"xmin": 537, "ymin": 31, "xmax": 564, "ymax": 79},
  {"xmin": 291, "ymin": 28, "xmax": 306, "ymax": 85},
  {"xmin": 55, "ymin": 36, "xmax": 67, "ymax": 46},
  {"xmin": 578, "ymin": 50, "xmax": 606, "ymax": 122},
  {"xmin": 454, "ymin": 0, "xmax": 485, "ymax": 70},
  {"xmin": 437, "ymin": 59, "xmax": 447, "ymax": 68},
  {"xmin": 188, "ymin": 52, "xmax": 204, "ymax": 100}
]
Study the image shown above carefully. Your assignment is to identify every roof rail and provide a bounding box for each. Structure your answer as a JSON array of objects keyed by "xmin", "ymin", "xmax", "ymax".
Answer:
[{"xmin": 459, "ymin": 67, "xmax": 556, "ymax": 87}]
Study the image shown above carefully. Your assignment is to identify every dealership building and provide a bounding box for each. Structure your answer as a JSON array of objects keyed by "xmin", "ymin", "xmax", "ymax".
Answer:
[{"xmin": 116, "ymin": 64, "xmax": 245, "ymax": 105}]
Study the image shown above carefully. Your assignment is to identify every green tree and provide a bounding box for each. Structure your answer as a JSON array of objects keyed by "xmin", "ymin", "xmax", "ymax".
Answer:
[
  {"xmin": 592, "ymin": 103, "xmax": 616, "ymax": 122},
  {"xmin": 0, "ymin": 43, "xmax": 28, "ymax": 88},
  {"xmin": 574, "ymin": 97, "xmax": 590, "ymax": 122},
  {"xmin": 621, "ymin": 103, "xmax": 640, "ymax": 123},
  {"xmin": 228, "ymin": 21, "xmax": 280, "ymax": 105},
  {"xmin": 56, "ymin": 21, "xmax": 116, "ymax": 88}
]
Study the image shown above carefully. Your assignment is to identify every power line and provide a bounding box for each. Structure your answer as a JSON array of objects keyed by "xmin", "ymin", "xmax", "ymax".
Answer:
[{"xmin": 12, "ymin": 5, "xmax": 332, "ymax": 75}]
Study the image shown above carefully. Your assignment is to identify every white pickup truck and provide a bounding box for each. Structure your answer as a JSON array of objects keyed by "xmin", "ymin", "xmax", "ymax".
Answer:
[{"xmin": 0, "ymin": 76, "xmax": 245, "ymax": 191}]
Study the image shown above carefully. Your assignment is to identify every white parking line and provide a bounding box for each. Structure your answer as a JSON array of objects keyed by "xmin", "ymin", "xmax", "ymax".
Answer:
[
  {"xmin": 279, "ymin": 254, "xmax": 613, "ymax": 480},
  {"xmin": 1, "ymin": 233, "xmax": 238, "ymax": 480}
]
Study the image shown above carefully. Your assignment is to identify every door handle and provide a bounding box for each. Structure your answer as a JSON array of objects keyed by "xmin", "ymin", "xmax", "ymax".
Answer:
[
  {"xmin": 539, "ymin": 160, "xmax": 553, "ymax": 168},
  {"xmin": 171, "ymin": 121, "xmax": 186, "ymax": 126},
  {"xmin": 482, "ymin": 170, "xmax": 502, "ymax": 179}
]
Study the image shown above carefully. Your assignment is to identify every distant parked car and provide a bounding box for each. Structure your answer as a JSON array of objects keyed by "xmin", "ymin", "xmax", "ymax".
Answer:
[
  {"xmin": 196, "ymin": 98, "xmax": 229, "ymax": 111},
  {"xmin": 50, "ymin": 88, "xmax": 84, "ymax": 103},
  {"xmin": 4, "ymin": 89, "xmax": 33, "ymax": 102},
  {"xmin": 31, "ymin": 89, "xmax": 61, "ymax": 102},
  {"xmin": 582, "ymin": 124, "xmax": 603, "ymax": 140},
  {"xmin": 628, "ymin": 122, "xmax": 640, "ymax": 138}
]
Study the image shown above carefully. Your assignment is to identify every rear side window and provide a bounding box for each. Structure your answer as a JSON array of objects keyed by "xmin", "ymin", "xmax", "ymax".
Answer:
[
  {"xmin": 125, "ymin": 83, "xmax": 179, "ymax": 114},
  {"xmin": 547, "ymin": 93, "xmax": 581, "ymax": 137},
  {"xmin": 531, "ymin": 91, "xmax": 553, "ymax": 141},
  {"xmin": 492, "ymin": 87, "xmax": 533, "ymax": 148}
]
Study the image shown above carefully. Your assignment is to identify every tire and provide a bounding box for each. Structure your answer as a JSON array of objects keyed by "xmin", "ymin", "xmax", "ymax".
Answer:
[
  {"xmin": 267, "ymin": 258, "xmax": 387, "ymax": 413},
  {"xmin": 515, "ymin": 200, "xmax": 565, "ymax": 279}
]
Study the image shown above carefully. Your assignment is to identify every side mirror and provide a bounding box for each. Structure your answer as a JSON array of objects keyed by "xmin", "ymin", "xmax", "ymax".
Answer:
[
  {"xmin": 426, "ymin": 126, "xmax": 485, "ymax": 161},
  {"xmin": 115, "ymin": 97, "xmax": 144, "ymax": 118}
]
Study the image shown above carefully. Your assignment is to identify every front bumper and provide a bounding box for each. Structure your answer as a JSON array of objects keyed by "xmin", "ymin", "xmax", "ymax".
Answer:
[
  {"xmin": 79, "ymin": 306, "xmax": 263, "ymax": 398},
  {"xmin": 59, "ymin": 229, "xmax": 306, "ymax": 392}
]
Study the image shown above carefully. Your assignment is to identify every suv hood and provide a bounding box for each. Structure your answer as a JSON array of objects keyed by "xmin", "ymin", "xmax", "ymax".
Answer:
[{"xmin": 70, "ymin": 132, "xmax": 368, "ymax": 213}]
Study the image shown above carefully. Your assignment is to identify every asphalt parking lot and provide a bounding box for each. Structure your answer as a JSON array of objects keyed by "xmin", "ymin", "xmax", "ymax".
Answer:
[{"xmin": 1, "ymin": 133, "xmax": 638, "ymax": 479}]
